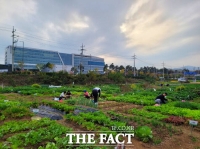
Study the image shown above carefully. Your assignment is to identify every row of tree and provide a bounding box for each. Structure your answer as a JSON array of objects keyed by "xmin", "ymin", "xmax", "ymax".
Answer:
[
  {"xmin": 5, "ymin": 62, "xmax": 199, "ymax": 86},
  {"xmin": 103, "ymin": 63, "xmax": 197, "ymax": 76},
  {"xmin": 16, "ymin": 61, "xmax": 198, "ymax": 80}
]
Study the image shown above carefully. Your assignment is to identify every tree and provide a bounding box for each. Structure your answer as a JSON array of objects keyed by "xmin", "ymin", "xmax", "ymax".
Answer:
[
  {"xmin": 119, "ymin": 65, "xmax": 125, "ymax": 71},
  {"xmin": 125, "ymin": 65, "xmax": 133, "ymax": 72},
  {"xmin": 71, "ymin": 67, "xmax": 78, "ymax": 74},
  {"xmin": 36, "ymin": 64, "xmax": 45, "ymax": 71},
  {"xmin": 17, "ymin": 61, "xmax": 24, "ymax": 71},
  {"xmin": 108, "ymin": 72, "xmax": 125, "ymax": 83},
  {"xmin": 103, "ymin": 64, "xmax": 108, "ymax": 72},
  {"xmin": 109, "ymin": 63, "xmax": 115, "ymax": 70},
  {"xmin": 87, "ymin": 70, "xmax": 98, "ymax": 83},
  {"xmin": 46, "ymin": 62, "xmax": 54, "ymax": 70},
  {"xmin": 77, "ymin": 64, "xmax": 84, "ymax": 74},
  {"xmin": 115, "ymin": 65, "xmax": 119, "ymax": 72},
  {"xmin": 103, "ymin": 64, "xmax": 109, "ymax": 77},
  {"xmin": 94, "ymin": 68, "xmax": 99, "ymax": 74}
]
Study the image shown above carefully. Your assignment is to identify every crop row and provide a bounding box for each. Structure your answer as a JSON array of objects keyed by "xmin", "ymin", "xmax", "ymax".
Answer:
[
  {"xmin": 144, "ymin": 105, "xmax": 200, "ymax": 120},
  {"xmin": 65, "ymin": 111, "xmax": 128, "ymax": 134},
  {"xmin": 106, "ymin": 94, "xmax": 155, "ymax": 105},
  {"xmin": 0, "ymin": 118, "xmax": 52, "ymax": 138},
  {"xmin": 3, "ymin": 121, "xmax": 70, "ymax": 148},
  {"xmin": 129, "ymin": 108, "xmax": 168, "ymax": 121}
]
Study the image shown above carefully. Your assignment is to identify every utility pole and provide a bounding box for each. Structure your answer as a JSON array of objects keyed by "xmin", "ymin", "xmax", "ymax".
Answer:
[
  {"xmin": 132, "ymin": 54, "xmax": 136, "ymax": 77},
  {"xmin": 162, "ymin": 62, "xmax": 165, "ymax": 79},
  {"xmin": 79, "ymin": 44, "xmax": 86, "ymax": 74},
  {"xmin": 11, "ymin": 26, "xmax": 18, "ymax": 72}
]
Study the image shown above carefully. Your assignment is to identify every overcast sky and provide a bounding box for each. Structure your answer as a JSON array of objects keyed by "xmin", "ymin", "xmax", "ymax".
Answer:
[{"xmin": 0, "ymin": 0, "xmax": 200, "ymax": 69}]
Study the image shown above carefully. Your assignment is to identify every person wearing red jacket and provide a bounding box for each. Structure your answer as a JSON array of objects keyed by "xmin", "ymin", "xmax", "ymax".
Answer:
[{"xmin": 83, "ymin": 90, "xmax": 90, "ymax": 99}]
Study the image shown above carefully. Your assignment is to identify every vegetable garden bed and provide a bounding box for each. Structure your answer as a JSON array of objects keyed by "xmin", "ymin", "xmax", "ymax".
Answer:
[{"xmin": 0, "ymin": 83, "xmax": 200, "ymax": 149}]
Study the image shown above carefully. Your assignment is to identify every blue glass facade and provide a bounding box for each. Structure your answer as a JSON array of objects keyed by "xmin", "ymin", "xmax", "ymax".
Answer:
[
  {"xmin": 88, "ymin": 61, "xmax": 104, "ymax": 66},
  {"xmin": 73, "ymin": 54, "xmax": 105, "ymax": 74},
  {"xmin": 13, "ymin": 47, "xmax": 62, "ymax": 69},
  {"xmin": 59, "ymin": 53, "xmax": 72, "ymax": 65},
  {"xmin": 5, "ymin": 46, "xmax": 105, "ymax": 73}
]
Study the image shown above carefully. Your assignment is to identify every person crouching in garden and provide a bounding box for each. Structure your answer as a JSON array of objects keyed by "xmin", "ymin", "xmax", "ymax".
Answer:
[
  {"xmin": 66, "ymin": 90, "xmax": 72, "ymax": 99},
  {"xmin": 83, "ymin": 90, "xmax": 90, "ymax": 99},
  {"xmin": 59, "ymin": 91, "xmax": 66, "ymax": 100},
  {"xmin": 155, "ymin": 92, "xmax": 168, "ymax": 105}
]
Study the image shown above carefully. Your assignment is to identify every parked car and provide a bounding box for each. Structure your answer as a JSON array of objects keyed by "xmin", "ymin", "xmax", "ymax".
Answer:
[{"xmin": 178, "ymin": 77, "xmax": 189, "ymax": 83}]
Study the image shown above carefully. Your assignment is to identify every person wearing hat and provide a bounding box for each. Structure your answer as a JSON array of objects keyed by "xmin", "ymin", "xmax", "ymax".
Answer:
[
  {"xmin": 155, "ymin": 92, "xmax": 168, "ymax": 105},
  {"xmin": 83, "ymin": 90, "xmax": 90, "ymax": 99}
]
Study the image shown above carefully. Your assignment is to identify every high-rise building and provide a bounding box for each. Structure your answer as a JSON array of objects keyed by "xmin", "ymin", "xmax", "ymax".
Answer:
[{"xmin": 5, "ymin": 46, "xmax": 105, "ymax": 73}]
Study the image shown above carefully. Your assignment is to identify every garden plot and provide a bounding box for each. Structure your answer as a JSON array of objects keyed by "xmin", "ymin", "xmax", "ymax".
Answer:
[{"xmin": 0, "ymin": 83, "xmax": 200, "ymax": 149}]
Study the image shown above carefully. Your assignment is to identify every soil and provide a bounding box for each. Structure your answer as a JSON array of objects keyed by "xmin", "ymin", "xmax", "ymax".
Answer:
[{"xmin": 1, "ymin": 93, "xmax": 200, "ymax": 149}]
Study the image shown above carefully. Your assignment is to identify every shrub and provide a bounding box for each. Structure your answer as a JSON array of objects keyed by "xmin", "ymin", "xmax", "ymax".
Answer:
[
  {"xmin": 175, "ymin": 85, "xmax": 185, "ymax": 91},
  {"xmin": 130, "ymin": 84, "xmax": 137, "ymax": 90},
  {"xmin": 32, "ymin": 83, "xmax": 41, "ymax": 88},
  {"xmin": 8, "ymin": 78, "xmax": 16, "ymax": 87}
]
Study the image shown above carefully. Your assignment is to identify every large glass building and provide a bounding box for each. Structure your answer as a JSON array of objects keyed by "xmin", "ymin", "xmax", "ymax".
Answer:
[{"xmin": 5, "ymin": 46, "xmax": 105, "ymax": 73}]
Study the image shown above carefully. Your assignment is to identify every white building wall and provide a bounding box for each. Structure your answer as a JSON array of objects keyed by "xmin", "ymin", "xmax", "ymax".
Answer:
[
  {"xmin": 53, "ymin": 65, "xmax": 72, "ymax": 72},
  {"xmin": 5, "ymin": 46, "xmax": 12, "ymax": 64}
]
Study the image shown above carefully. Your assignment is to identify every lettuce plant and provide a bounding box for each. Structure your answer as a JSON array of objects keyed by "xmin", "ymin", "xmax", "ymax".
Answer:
[{"xmin": 135, "ymin": 126, "xmax": 153, "ymax": 143}]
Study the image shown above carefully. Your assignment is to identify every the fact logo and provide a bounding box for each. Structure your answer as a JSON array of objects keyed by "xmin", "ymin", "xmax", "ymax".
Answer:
[{"xmin": 66, "ymin": 132, "xmax": 134, "ymax": 146}]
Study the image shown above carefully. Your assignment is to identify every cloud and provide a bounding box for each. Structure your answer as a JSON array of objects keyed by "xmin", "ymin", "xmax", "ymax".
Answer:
[
  {"xmin": 47, "ymin": 12, "xmax": 90, "ymax": 33},
  {"xmin": 0, "ymin": 0, "xmax": 199, "ymax": 69},
  {"xmin": 120, "ymin": 0, "xmax": 177, "ymax": 53},
  {"xmin": 0, "ymin": 0, "xmax": 37, "ymax": 23},
  {"xmin": 170, "ymin": 36, "xmax": 200, "ymax": 50},
  {"xmin": 120, "ymin": 0, "xmax": 200, "ymax": 59},
  {"xmin": 62, "ymin": 13, "xmax": 90, "ymax": 33},
  {"xmin": 36, "ymin": 12, "xmax": 90, "ymax": 42},
  {"xmin": 167, "ymin": 52, "xmax": 200, "ymax": 68},
  {"xmin": 84, "ymin": 36, "xmax": 106, "ymax": 56}
]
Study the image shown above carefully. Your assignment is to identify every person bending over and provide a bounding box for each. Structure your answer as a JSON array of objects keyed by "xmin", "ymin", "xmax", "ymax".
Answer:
[
  {"xmin": 91, "ymin": 87, "xmax": 101, "ymax": 105},
  {"xmin": 155, "ymin": 92, "xmax": 168, "ymax": 105}
]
